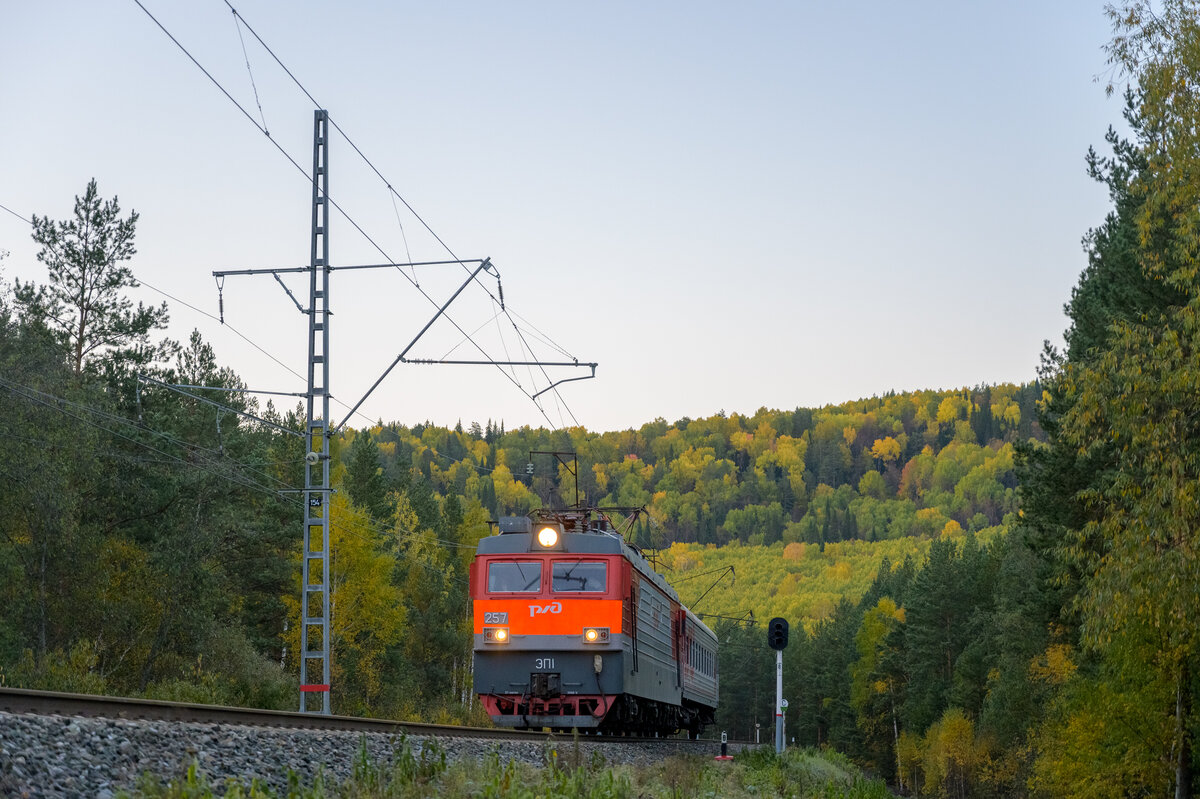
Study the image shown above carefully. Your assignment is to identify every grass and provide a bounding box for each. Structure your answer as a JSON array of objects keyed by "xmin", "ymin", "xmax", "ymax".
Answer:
[{"xmin": 119, "ymin": 737, "xmax": 894, "ymax": 799}]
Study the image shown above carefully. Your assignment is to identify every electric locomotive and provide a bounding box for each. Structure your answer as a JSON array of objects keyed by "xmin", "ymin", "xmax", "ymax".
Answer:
[{"xmin": 470, "ymin": 508, "xmax": 718, "ymax": 737}]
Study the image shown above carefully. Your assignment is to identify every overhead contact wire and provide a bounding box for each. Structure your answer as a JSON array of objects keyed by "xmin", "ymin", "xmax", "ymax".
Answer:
[
  {"xmin": 4, "ymin": 205, "xmax": 503, "ymax": 482},
  {"xmin": 133, "ymin": 0, "xmax": 566, "ymax": 430},
  {"xmin": 2, "ymin": 196, "xmax": 385, "ymax": 432},
  {"xmin": 389, "ymin": 190, "xmax": 419, "ymax": 287},
  {"xmin": 231, "ymin": 8, "xmax": 268, "ymax": 133},
  {"xmin": 1, "ymin": 377, "xmax": 474, "ymax": 563},
  {"xmin": 219, "ymin": 2, "xmax": 580, "ymax": 427},
  {"xmin": 219, "ymin": 2, "xmax": 499, "ymax": 304}
]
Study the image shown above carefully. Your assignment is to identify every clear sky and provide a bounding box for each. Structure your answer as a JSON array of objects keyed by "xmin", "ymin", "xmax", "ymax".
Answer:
[{"xmin": 1, "ymin": 1, "xmax": 1123, "ymax": 433}]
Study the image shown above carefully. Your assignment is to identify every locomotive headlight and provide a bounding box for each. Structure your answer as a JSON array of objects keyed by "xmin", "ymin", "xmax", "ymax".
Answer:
[
  {"xmin": 582, "ymin": 627, "xmax": 609, "ymax": 644},
  {"xmin": 537, "ymin": 526, "xmax": 559, "ymax": 548},
  {"xmin": 484, "ymin": 627, "xmax": 510, "ymax": 644}
]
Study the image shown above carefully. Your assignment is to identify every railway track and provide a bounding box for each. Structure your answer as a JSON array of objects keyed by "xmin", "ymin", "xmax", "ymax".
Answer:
[
  {"xmin": 2, "ymin": 681, "xmax": 739, "ymax": 791},
  {"xmin": 2, "ymin": 686, "xmax": 745, "ymax": 796},
  {"xmin": 0, "ymin": 686, "xmax": 545, "ymax": 740},
  {"xmin": 0, "ymin": 686, "xmax": 724, "ymax": 746}
]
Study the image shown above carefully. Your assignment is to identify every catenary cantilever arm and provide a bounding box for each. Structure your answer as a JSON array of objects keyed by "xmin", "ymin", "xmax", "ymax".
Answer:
[
  {"xmin": 531, "ymin": 366, "xmax": 597, "ymax": 399},
  {"xmin": 332, "ymin": 259, "xmax": 494, "ymax": 433}
]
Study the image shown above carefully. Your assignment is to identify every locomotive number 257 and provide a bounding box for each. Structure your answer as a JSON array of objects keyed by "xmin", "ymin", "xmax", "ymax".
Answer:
[{"xmin": 483, "ymin": 612, "xmax": 508, "ymax": 624}]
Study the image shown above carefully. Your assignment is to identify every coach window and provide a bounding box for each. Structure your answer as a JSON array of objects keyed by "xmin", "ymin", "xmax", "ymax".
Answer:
[
  {"xmin": 487, "ymin": 561, "xmax": 542, "ymax": 593},
  {"xmin": 552, "ymin": 561, "xmax": 608, "ymax": 592}
]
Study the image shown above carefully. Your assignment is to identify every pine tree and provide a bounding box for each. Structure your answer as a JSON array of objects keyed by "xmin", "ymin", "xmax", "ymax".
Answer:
[
  {"xmin": 344, "ymin": 430, "xmax": 392, "ymax": 526},
  {"xmin": 14, "ymin": 179, "xmax": 169, "ymax": 375},
  {"xmin": 901, "ymin": 537, "xmax": 969, "ymax": 733}
]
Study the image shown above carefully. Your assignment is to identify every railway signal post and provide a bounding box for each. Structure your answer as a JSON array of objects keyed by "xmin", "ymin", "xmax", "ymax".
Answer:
[{"xmin": 767, "ymin": 617, "xmax": 789, "ymax": 754}]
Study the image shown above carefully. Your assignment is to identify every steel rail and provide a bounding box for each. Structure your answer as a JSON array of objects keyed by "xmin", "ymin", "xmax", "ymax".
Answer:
[
  {"xmin": 0, "ymin": 688, "xmax": 739, "ymax": 747},
  {"xmin": 0, "ymin": 687, "xmax": 539, "ymax": 740}
]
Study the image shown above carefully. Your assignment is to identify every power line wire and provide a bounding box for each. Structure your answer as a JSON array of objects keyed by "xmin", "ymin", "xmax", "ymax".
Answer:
[
  {"xmin": 1, "ymin": 197, "xmax": 389, "ymax": 433},
  {"xmin": 0, "ymin": 375, "xmax": 477, "ymax": 568},
  {"xmin": 0, "ymin": 201, "xmax": 30, "ymax": 225},
  {"xmin": 6, "ymin": 211, "xmax": 507, "ymax": 486},
  {"xmin": 129, "ymin": 0, "xmax": 587, "ymax": 433},
  {"xmin": 231, "ymin": 8, "xmax": 268, "ymax": 133},
  {"xmin": 1, "ymin": 378, "xmax": 285, "ymax": 497},
  {"xmin": 215, "ymin": 1, "xmax": 584, "ymax": 427}
]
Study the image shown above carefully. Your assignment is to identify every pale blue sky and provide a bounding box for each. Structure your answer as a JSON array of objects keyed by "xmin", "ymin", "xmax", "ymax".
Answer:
[{"xmin": 1, "ymin": 2, "xmax": 1122, "ymax": 432}]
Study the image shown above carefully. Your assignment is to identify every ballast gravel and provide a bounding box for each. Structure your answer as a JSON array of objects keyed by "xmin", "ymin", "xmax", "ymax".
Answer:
[{"xmin": 0, "ymin": 711, "xmax": 730, "ymax": 797}]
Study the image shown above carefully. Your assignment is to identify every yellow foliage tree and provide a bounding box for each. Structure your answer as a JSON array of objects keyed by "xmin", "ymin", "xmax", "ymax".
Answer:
[
  {"xmin": 940, "ymin": 519, "xmax": 963, "ymax": 539},
  {"xmin": 1032, "ymin": 675, "xmax": 1171, "ymax": 798},
  {"xmin": 936, "ymin": 396, "xmax": 968, "ymax": 426},
  {"xmin": 282, "ymin": 492, "xmax": 404, "ymax": 716},
  {"xmin": 1028, "ymin": 643, "xmax": 1076, "ymax": 686},
  {"xmin": 918, "ymin": 707, "xmax": 983, "ymax": 799},
  {"xmin": 491, "ymin": 463, "xmax": 535, "ymax": 514},
  {"xmin": 850, "ymin": 597, "xmax": 907, "ymax": 789},
  {"xmin": 871, "ymin": 436, "xmax": 902, "ymax": 463},
  {"xmin": 938, "ymin": 707, "xmax": 980, "ymax": 799},
  {"xmin": 897, "ymin": 730, "xmax": 924, "ymax": 794}
]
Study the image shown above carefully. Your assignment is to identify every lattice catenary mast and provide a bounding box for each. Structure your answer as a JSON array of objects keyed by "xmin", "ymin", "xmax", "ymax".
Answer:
[
  {"xmin": 212, "ymin": 110, "xmax": 335, "ymax": 713},
  {"xmin": 212, "ymin": 110, "xmax": 597, "ymax": 715},
  {"xmin": 301, "ymin": 109, "xmax": 333, "ymax": 713}
]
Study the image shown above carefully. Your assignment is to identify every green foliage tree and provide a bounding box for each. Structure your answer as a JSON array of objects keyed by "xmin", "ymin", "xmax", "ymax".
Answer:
[
  {"xmin": 2, "ymin": 190, "xmax": 297, "ymax": 706},
  {"xmin": 14, "ymin": 179, "xmax": 169, "ymax": 375},
  {"xmin": 713, "ymin": 619, "xmax": 773, "ymax": 739},
  {"xmin": 850, "ymin": 597, "xmax": 907, "ymax": 786},
  {"xmin": 1007, "ymin": 4, "xmax": 1200, "ymax": 795},
  {"xmin": 900, "ymin": 537, "xmax": 974, "ymax": 733},
  {"xmin": 283, "ymin": 492, "xmax": 404, "ymax": 715},
  {"xmin": 0, "ymin": 309, "xmax": 100, "ymax": 662},
  {"xmin": 344, "ymin": 429, "xmax": 393, "ymax": 526}
]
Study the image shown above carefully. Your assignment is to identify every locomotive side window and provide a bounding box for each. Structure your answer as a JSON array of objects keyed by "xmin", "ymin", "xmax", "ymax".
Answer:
[
  {"xmin": 487, "ymin": 561, "xmax": 542, "ymax": 593},
  {"xmin": 552, "ymin": 561, "xmax": 607, "ymax": 592}
]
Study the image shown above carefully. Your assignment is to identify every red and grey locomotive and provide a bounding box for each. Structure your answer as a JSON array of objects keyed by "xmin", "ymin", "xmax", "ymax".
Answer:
[{"xmin": 470, "ymin": 508, "xmax": 718, "ymax": 737}]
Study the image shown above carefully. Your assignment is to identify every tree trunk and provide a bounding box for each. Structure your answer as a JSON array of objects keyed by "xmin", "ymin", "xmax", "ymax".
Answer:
[
  {"xmin": 140, "ymin": 616, "xmax": 170, "ymax": 692},
  {"xmin": 1177, "ymin": 663, "xmax": 1193, "ymax": 799},
  {"xmin": 37, "ymin": 539, "xmax": 48, "ymax": 660},
  {"xmin": 891, "ymin": 692, "xmax": 903, "ymax": 793}
]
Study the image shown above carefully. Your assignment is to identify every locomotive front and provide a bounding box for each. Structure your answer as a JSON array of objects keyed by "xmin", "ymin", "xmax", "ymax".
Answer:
[{"xmin": 470, "ymin": 514, "xmax": 628, "ymax": 730}]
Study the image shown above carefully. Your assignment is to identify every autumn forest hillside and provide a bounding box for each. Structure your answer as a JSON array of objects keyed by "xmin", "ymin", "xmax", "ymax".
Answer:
[
  {"xmin": 354, "ymin": 381, "xmax": 1039, "ymax": 551},
  {"xmin": 11, "ymin": 4, "xmax": 1200, "ymax": 797}
]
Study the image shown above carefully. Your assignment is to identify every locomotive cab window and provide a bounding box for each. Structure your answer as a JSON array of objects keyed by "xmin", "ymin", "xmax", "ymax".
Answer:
[
  {"xmin": 487, "ymin": 561, "xmax": 542, "ymax": 593},
  {"xmin": 552, "ymin": 561, "xmax": 607, "ymax": 592}
]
